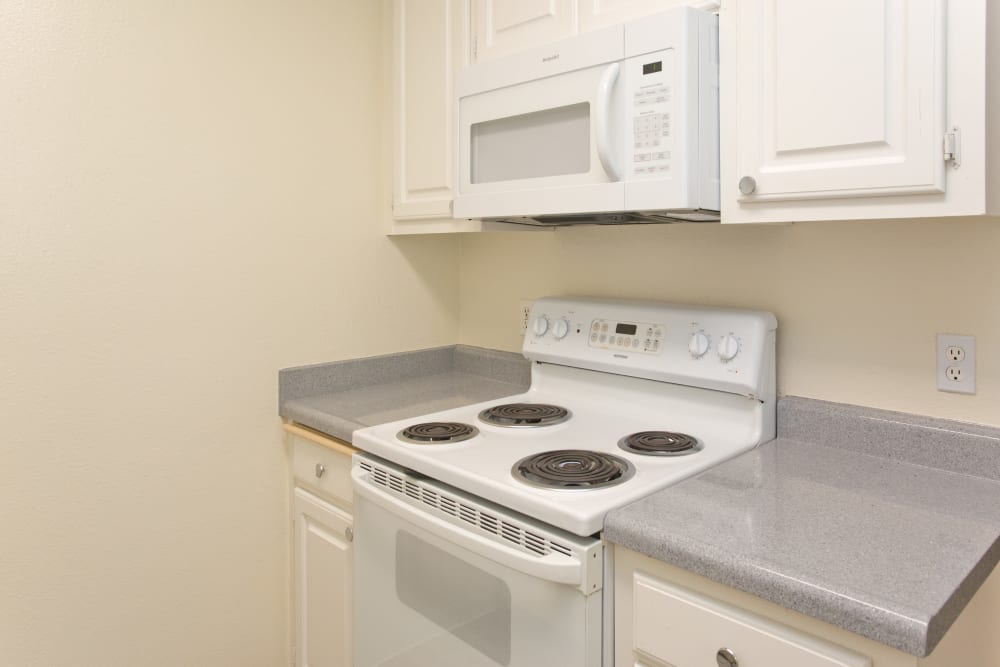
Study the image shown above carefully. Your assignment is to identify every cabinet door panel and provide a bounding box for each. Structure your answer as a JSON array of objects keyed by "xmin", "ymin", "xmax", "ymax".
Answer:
[
  {"xmin": 294, "ymin": 488, "xmax": 352, "ymax": 667},
  {"xmin": 392, "ymin": 0, "xmax": 462, "ymax": 219},
  {"xmin": 472, "ymin": 0, "xmax": 577, "ymax": 62},
  {"xmin": 734, "ymin": 0, "xmax": 947, "ymax": 202},
  {"xmin": 578, "ymin": 0, "xmax": 688, "ymax": 33}
]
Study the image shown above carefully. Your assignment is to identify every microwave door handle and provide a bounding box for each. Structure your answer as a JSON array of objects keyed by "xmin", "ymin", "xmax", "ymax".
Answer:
[
  {"xmin": 595, "ymin": 62, "xmax": 621, "ymax": 181},
  {"xmin": 353, "ymin": 469, "xmax": 584, "ymax": 587}
]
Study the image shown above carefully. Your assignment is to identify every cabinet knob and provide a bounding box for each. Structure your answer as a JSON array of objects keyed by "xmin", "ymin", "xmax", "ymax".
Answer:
[
  {"xmin": 738, "ymin": 176, "xmax": 757, "ymax": 195},
  {"xmin": 314, "ymin": 463, "xmax": 326, "ymax": 478},
  {"xmin": 716, "ymin": 648, "xmax": 738, "ymax": 667},
  {"xmin": 345, "ymin": 526, "xmax": 354, "ymax": 542}
]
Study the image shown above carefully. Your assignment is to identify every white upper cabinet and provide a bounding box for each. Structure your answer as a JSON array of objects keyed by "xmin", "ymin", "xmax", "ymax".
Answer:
[
  {"xmin": 722, "ymin": 0, "xmax": 998, "ymax": 223},
  {"xmin": 578, "ymin": 0, "xmax": 698, "ymax": 33},
  {"xmin": 471, "ymin": 0, "xmax": 577, "ymax": 63},
  {"xmin": 388, "ymin": 0, "xmax": 480, "ymax": 233},
  {"xmin": 471, "ymin": 0, "xmax": 707, "ymax": 62}
]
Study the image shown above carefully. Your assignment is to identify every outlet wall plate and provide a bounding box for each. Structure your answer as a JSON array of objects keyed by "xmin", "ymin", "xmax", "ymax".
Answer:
[
  {"xmin": 937, "ymin": 334, "xmax": 976, "ymax": 394},
  {"xmin": 519, "ymin": 300, "xmax": 534, "ymax": 335}
]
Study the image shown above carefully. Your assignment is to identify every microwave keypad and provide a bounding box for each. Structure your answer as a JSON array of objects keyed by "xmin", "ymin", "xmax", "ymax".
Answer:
[
  {"xmin": 589, "ymin": 320, "xmax": 663, "ymax": 354},
  {"xmin": 632, "ymin": 84, "xmax": 672, "ymax": 175}
]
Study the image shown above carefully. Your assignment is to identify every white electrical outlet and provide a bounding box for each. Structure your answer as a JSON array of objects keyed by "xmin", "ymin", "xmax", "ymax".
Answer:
[
  {"xmin": 937, "ymin": 334, "xmax": 976, "ymax": 394},
  {"xmin": 519, "ymin": 300, "xmax": 534, "ymax": 335}
]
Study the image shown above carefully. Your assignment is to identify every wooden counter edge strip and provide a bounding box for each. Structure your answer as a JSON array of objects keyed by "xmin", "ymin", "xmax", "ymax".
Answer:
[{"xmin": 282, "ymin": 421, "xmax": 359, "ymax": 457}]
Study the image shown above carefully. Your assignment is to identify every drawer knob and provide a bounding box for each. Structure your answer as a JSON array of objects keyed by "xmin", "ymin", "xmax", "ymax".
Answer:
[
  {"xmin": 738, "ymin": 175, "xmax": 757, "ymax": 195},
  {"xmin": 315, "ymin": 463, "xmax": 326, "ymax": 478},
  {"xmin": 716, "ymin": 648, "xmax": 738, "ymax": 667}
]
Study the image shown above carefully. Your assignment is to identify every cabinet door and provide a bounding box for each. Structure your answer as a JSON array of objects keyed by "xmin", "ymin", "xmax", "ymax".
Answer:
[
  {"xmin": 472, "ymin": 0, "xmax": 577, "ymax": 63},
  {"xmin": 293, "ymin": 488, "xmax": 353, "ymax": 667},
  {"xmin": 578, "ymin": 0, "xmax": 689, "ymax": 33},
  {"xmin": 729, "ymin": 0, "xmax": 948, "ymax": 205},
  {"xmin": 391, "ymin": 0, "xmax": 464, "ymax": 220}
]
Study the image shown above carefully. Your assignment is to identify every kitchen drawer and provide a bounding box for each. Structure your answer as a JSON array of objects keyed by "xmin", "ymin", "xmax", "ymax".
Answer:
[
  {"xmin": 286, "ymin": 424, "xmax": 356, "ymax": 507},
  {"xmin": 633, "ymin": 571, "xmax": 871, "ymax": 667}
]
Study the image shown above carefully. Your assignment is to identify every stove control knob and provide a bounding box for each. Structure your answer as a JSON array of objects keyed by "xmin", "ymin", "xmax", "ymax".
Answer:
[
  {"xmin": 553, "ymin": 318, "xmax": 570, "ymax": 339},
  {"xmin": 532, "ymin": 315, "xmax": 550, "ymax": 337},
  {"xmin": 717, "ymin": 334, "xmax": 740, "ymax": 362},
  {"xmin": 688, "ymin": 332, "xmax": 710, "ymax": 358}
]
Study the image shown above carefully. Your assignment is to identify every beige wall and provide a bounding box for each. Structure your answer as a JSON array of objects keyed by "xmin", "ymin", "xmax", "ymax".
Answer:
[
  {"xmin": 458, "ymin": 217, "xmax": 1000, "ymax": 427},
  {"xmin": 0, "ymin": 2, "xmax": 458, "ymax": 666}
]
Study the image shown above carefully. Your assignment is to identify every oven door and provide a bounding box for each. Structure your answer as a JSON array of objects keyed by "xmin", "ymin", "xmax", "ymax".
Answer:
[{"xmin": 352, "ymin": 465, "xmax": 602, "ymax": 667}]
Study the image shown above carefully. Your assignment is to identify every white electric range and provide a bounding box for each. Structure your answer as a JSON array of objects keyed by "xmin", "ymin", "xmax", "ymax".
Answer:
[{"xmin": 351, "ymin": 296, "xmax": 777, "ymax": 667}]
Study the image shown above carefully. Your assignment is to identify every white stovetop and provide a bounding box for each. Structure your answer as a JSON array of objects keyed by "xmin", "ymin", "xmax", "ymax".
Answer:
[{"xmin": 353, "ymin": 363, "xmax": 766, "ymax": 536}]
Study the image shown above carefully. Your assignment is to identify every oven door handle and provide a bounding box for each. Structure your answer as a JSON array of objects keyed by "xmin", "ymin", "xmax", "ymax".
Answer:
[{"xmin": 353, "ymin": 473, "xmax": 585, "ymax": 588}]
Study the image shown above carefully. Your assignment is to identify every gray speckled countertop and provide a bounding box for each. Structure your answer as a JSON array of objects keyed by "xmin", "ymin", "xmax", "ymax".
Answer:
[
  {"xmin": 279, "ymin": 345, "xmax": 530, "ymax": 442},
  {"xmin": 605, "ymin": 397, "xmax": 1000, "ymax": 657}
]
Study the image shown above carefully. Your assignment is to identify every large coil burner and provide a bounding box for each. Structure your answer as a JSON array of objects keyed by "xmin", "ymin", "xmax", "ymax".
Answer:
[{"xmin": 512, "ymin": 450, "xmax": 635, "ymax": 490}]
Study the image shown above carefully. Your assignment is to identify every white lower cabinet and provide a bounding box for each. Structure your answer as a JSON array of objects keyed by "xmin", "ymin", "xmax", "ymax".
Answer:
[
  {"xmin": 293, "ymin": 489, "xmax": 353, "ymax": 667},
  {"xmin": 286, "ymin": 425, "xmax": 356, "ymax": 667},
  {"xmin": 614, "ymin": 547, "xmax": 992, "ymax": 667},
  {"xmin": 631, "ymin": 571, "xmax": 870, "ymax": 667}
]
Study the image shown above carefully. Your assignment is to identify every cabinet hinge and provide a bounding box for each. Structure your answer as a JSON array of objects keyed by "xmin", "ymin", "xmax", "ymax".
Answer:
[
  {"xmin": 943, "ymin": 127, "xmax": 961, "ymax": 168},
  {"xmin": 472, "ymin": 36, "xmax": 477, "ymax": 60}
]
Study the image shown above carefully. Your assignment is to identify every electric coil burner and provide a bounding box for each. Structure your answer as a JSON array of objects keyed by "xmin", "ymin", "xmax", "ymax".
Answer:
[
  {"xmin": 617, "ymin": 431, "xmax": 703, "ymax": 456},
  {"xmin": 479, "ymin": 402, "xmax": 571, "ymax": 427},
  {"xmin": 512, "ymin": 450, "xmax": 635, "ymax": 489},
  {"xmin": 397, "ymin": 421, "xmax": 479, "ymax": 444}
]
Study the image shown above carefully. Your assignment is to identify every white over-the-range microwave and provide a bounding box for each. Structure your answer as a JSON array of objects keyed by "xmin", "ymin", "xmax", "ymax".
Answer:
[{"xmin": 454, "ymin": 6, "xmax": 719, "ymax": 226}]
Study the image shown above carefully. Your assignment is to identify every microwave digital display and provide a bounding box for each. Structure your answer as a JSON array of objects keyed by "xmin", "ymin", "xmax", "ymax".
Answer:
[
  {"xmin": 643, "ymin": 61, "xmax": 663, "ymax": 75},
  {"xmin": 615, "ymin": 323, "xmax": 638, "ymax": 335}
]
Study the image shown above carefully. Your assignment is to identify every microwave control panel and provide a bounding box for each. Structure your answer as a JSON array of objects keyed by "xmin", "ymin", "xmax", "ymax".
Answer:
[{"xmin": 629, "ymin": 48, "xmax": 674, "ymax": 178}]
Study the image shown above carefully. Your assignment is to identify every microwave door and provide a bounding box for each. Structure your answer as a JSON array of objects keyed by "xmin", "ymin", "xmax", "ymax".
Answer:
[{"xmin": 455, "ymin": 62, "xmax": 626, "ymax": 220}]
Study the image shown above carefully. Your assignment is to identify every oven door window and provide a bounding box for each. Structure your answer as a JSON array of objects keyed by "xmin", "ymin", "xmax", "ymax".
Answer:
[
  {"xmin": 353, "ymin": 492, "xmax": 599, "ymax": 667},
  {"xmin": 396, "ymin": 530, "xmax": 511, "ymax": 664}
]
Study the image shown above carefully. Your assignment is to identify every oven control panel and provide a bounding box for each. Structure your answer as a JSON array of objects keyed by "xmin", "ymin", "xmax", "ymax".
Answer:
[
  {"xmin": 589, "ymin": 319, "xmax": 663, "ymax": 354},
  {"xmin": 524, "ymin": 297, "xmax": 777, "ymax": 399}
]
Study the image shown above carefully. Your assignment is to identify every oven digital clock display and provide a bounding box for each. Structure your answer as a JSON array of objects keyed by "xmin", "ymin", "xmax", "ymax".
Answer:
[{"xmin": 589, "ymin": 319, "xmax": 663, "ymax": 354}]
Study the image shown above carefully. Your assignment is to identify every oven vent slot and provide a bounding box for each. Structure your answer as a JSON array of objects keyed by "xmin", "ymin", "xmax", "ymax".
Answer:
[
  {"xmin": 523, "ymin": 531, "xmax": 547, "ymax": 556},
  {"xmin": 501, "ymin": 521, "xmax": 521, "ymax": 545},
  {"xmin": 550, "ymin": 542, "xmax": 572, "ymax": 557},
  {"xmin": 438, "ymin": 495, "xmax": 459, "ymax": 517},
  {"xmin": 458, "ymin": 504, "xmax": 478, "ymax": 524},
  {"xmin": 359, "ymin": 459, "xmax": 576, "ymax": 560},
  {"xmin": 478, "ymin": 512, "xmax": 500, "ymax": 535},
  {"xmin": 389, "ymin": 474, "xmax": 404, "ymax": 494}
]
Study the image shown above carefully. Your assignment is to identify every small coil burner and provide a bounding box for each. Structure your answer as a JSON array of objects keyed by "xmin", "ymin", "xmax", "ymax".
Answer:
[
  {"xmin": 397, "ymin": 422, "xmax": 479, "ymax": 445},
  {"xmin": 618, "ymin": 431, "xmax": 702, "ymax": 456},
  {"xmin": 512, "ymin": 450, "xmax": 635, "ymax": 490},
  {"xmin": 479, "ymin": 403, "xmax": 571, "ymax": 428}
]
